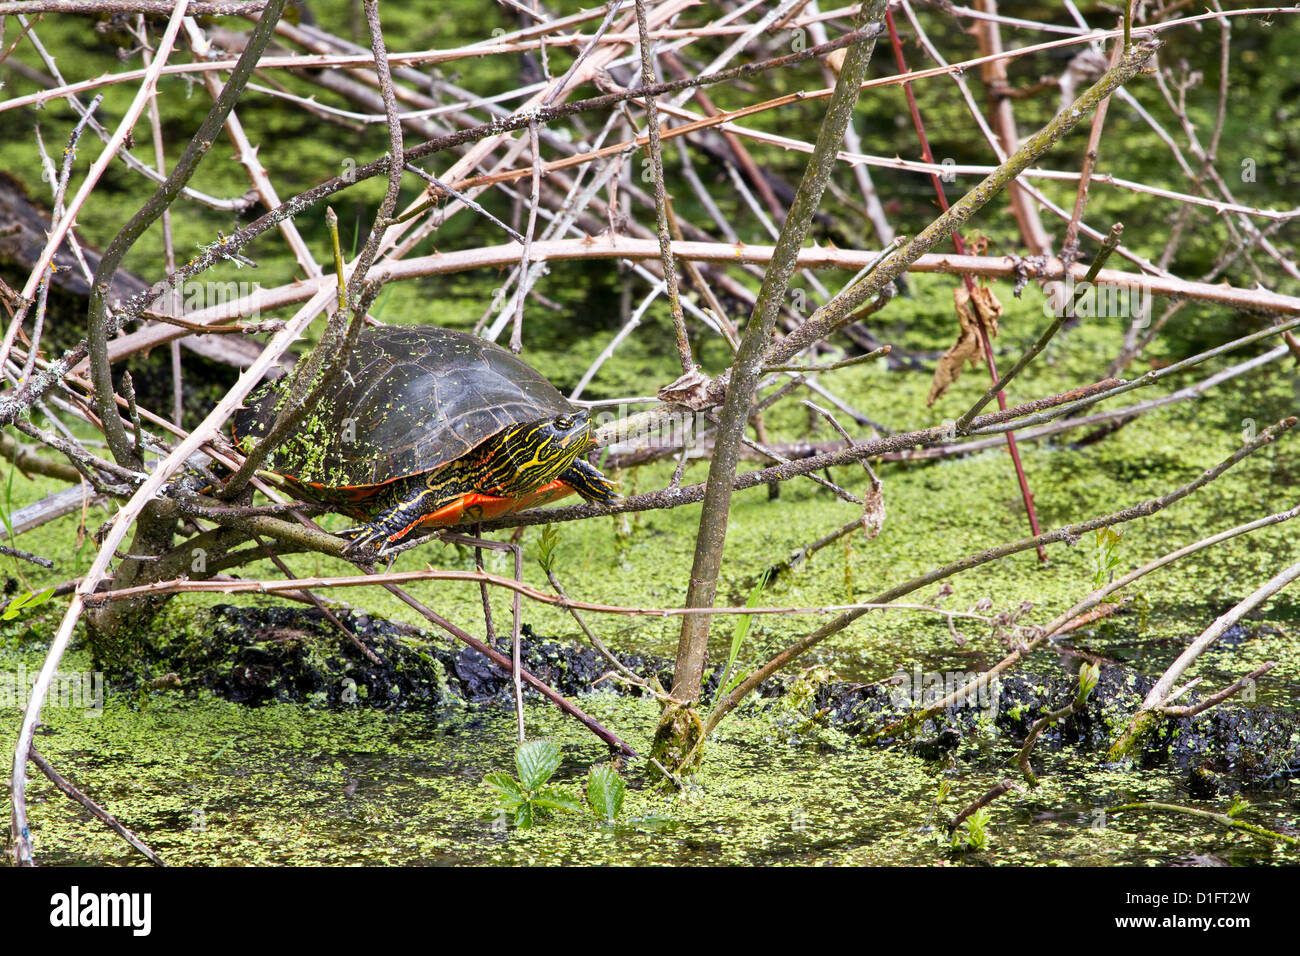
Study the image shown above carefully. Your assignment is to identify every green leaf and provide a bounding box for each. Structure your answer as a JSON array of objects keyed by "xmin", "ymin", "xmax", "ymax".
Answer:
[
  {"xmin": 1075, "ymin": 662, "xmax": 1101, "ymax": 705},
  {"xmin": 537, "ymin": 524, "xmax": 560, "ymax": 574},
  {"xmin": 532, "ymin": 786, "xmax": 583, "ymax": 814},
  {"xmin": 3, "ymin": 591, "xmax": 31, "ymax": 619},
  {"xmin": 2, "ymin": 586, "xmax": 56, "ymax": 621},
  {"xmin": 515, "ymin": 739, "xmax": 562, "ymax": 790},
  {"xmin": 26, "ymin": 585, "xmax": 54, "ymax": 609},
  {"xmin": 483, "ymin": 771, "xmax": 525, "ymax": 806},
  {"xmin": 586, "ymin": 764, "xmax": 626, "ymax": 822},
  {"xmin": 512, "ymin": 801, "xmax": 535, "ymax": 830},
  {"xmin": 717, "ymin": 570, "xmax": 769, "ymax": 698},
  {"xmin": 964, "ymin": 808, "xmax": 992, "ymax": 851}
]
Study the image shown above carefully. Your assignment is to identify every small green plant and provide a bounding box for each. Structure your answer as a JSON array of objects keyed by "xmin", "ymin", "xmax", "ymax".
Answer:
[
  {"xmin": 714, "ymin": 570, "xmax": 769, "ymax": 701},
  {"xmin": 586, "ymin": 764, "xmax": 626, "ymax": 823},
  {"xmin": 935, "ymin": 780, "xmax": 952, "ymax": 805},
  {"xmin": 3, "ymin": 585, "xmax": 56, "ymax": 620},
  {"xmin": 1076, "ymin": 661, "xmax": 1101, "ymax": 705},
  {"xmin": 952, "ymin": 807, "xmax": 992, "ymax": 851},
  {"xmin": 536, "ymin": 524, "xmax": 560, "ymax": 574},
  {"xmin": 484, "ymin": 742, "xmax": 629, "ymax": 830},
  {"xmin": 1, "ymin": 456, "xmax": 16, "ymax": 542},
  {"xmin": 1226, "ymin": 794, "xmax": 1249, "ymax": 818},
  {"xmin": 483, "ymin": 739, "xmax": 582, "ymax": 829},
  {"xmin": 1091, "ymin": 527, "xmax": 1123, "ymax": 588}
]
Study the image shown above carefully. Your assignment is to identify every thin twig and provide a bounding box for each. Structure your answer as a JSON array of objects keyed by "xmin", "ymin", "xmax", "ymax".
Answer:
[
  {"xmin": 634, "ymin": 0, "xmax": 692, "ymax": 375},
  {"xmin": 1158, "ymin": 663, "xmax": 1276, "ymax": 718},
  {"xmin": 1108, "ymin": 802, "xmax": 1299, "ymax": 848},
  {"xmin": 948, "ymin": 779, "xmax": 1016, "ymax": 837}
]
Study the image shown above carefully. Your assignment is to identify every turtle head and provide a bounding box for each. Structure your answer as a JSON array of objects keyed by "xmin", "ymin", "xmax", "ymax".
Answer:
[{"xmin": 484, "ymin": 410, "xmax": 593, "ymax": 495}]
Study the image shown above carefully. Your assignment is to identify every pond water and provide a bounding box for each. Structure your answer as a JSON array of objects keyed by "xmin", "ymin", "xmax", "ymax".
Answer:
[{"xmin": 6, "ymin": 623, "xmax": 1296, "ymax": 867}]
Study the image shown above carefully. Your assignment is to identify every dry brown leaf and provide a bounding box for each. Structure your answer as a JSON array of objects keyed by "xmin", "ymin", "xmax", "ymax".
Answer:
[
  {"xmin": 826, "ymin": 48, "xmax": 847, "ymax": 74},
  {"xmin": 657, "ymin": 367, "xmax": 713, "ymax": 410},
  {"xmin": 926, "ymin": 283, "xmax": 1004, "ymax": 406}
]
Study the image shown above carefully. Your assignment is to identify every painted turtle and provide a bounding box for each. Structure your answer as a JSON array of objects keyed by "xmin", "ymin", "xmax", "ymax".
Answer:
[{"xmin": 233, "ymin": 325, "xmax": 617, "ymax": 554}]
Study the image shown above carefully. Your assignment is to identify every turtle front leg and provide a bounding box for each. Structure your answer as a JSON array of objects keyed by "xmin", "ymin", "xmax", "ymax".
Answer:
[
  {"xmin": 340, "ymin": 476, "xmax": 449, "ymax": 557},
  {"xmin": 561, "ymin": 459, "xmax": 619, "ymax": 502}
]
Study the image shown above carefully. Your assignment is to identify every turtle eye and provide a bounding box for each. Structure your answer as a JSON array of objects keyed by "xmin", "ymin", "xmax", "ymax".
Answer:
[{"xmin": 553, "ymin": 415, "xmax": 575, "ymax": 431}]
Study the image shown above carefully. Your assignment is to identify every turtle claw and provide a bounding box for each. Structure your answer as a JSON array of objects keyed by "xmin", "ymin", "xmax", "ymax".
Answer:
[
  {"xmin": 339, "ymin": 523, "xmax": 405, "ymax": 560},
  {"xmin": 338, "ymin": 525, "xmax": 380, "ymax": 555}
]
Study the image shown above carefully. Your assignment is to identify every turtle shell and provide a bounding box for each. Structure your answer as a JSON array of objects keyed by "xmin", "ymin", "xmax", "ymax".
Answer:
[{"xmin": 233, "ymin": 325, "xmax": 580, "ymax": 492}]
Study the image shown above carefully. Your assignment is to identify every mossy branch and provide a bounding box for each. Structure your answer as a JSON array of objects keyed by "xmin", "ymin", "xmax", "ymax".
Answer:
[{"xmin": 1109, "ymin": 802, "xmax": 1299, "ymax": 848}]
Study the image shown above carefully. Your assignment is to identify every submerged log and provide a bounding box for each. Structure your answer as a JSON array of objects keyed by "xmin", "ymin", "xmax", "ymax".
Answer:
[{"xmin": 133, "ymin": 602, "xmax": 1300, "ymax": 797}]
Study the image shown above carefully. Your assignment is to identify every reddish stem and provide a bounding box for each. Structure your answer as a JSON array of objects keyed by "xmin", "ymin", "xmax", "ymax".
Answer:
[{"xmin": 884, "ymin": 8, "xmax": 1047, "ymax": 561}]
